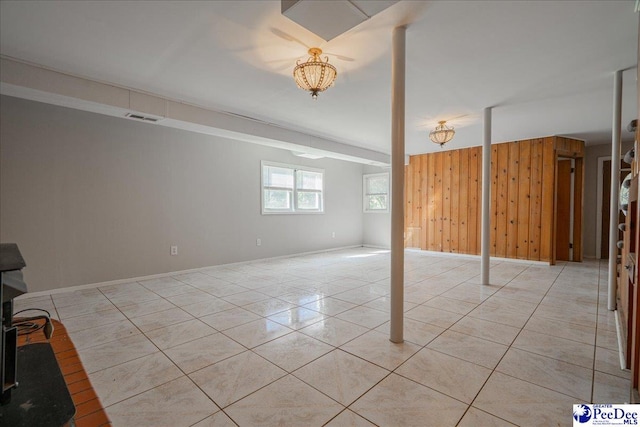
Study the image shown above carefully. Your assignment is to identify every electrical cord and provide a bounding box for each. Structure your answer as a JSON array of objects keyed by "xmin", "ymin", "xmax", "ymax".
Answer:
[{"xmin": 12, "ymin": 308, "xmax": 54, "ymax": 339}]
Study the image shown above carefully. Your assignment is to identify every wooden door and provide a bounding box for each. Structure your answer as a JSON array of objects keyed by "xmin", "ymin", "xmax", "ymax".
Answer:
[{"xmin": 556, "ymin": 159, "xmax": 572, "ymax": 261}]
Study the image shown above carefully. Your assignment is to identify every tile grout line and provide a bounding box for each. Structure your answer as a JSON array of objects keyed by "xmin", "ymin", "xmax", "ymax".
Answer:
[
  {"xmin": 30, "ymin": 251, "xmax": 617, "ymax": 426},
  {"xmin": 457, "ymin": 261, "xmax": 572, "ymax": 423}
]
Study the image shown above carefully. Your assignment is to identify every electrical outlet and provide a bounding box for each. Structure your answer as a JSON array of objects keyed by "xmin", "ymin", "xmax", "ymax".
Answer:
[
  {"xmin": 332, "ymin": 232, "xmax": 336, "ymax": 238},
  {"xmin": 256, "ymin": 238, "xmax": 261, "ymax": 246},
  {"xmin": 170, "ymin": 245, "xmax": 178, "ymax": 256}
]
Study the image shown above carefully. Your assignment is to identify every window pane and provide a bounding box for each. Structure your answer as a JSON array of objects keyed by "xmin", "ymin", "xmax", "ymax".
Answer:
[
  {"xmin": 367, "ymin": 176, "xmax": 388, "ymax": 194},
  {"xmin": 264, "ymin": 166, "xmax": 294, "ymax": 188},
  {"xmin": 297, "ymin": 191, "xmax": 321, "ymax": 210},
  {"xmin": 264, "ymin": 189, "xmax": 292, "ymax": 210},
  {"xmin": 367, "ymin": 195, "xmax": 388, "ymax": 210},
  {"xmin": 262, "ymin": 162, "xmax": 324, "ymax": 214},
  {"xmin": 296, "ymin": 170, "xmax": 323, "ymax": 190}
]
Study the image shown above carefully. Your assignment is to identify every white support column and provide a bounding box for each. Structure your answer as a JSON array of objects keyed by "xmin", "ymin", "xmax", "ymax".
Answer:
[
  {"xmin": 390, "ymin": 25, "xmax": 406, "ymax": 343},
  {"xmin": 481, "ymin": 107, "xmax": 492, "ymax": 285},
  {"xmin": 608, "ymin": 70, "xmax": 623, "ymax": 311}
]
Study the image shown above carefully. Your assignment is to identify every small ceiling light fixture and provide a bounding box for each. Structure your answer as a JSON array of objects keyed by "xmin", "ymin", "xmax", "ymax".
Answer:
[
  {"xmin": 293, "ymin": 48, "xmax": 337, "ymax": 99},
  {"xmin": 429, "ymin": 120, "xmax": 456, "ymax": 146}
]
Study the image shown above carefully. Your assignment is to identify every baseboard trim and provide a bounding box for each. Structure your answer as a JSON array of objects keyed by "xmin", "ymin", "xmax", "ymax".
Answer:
[
  {"xmin": 615, "ymin": 309, "xmax": 630, "ymax": 372},
  {"xmin": 361, "ymin": 245, "xmax": 390, "ymax": 250},
  {"xmin": 17, "ymin": 245, "xmax": 363, "ymax": 299},
  {"xmin": 403, "ymin": 248, "xmax": 551, "ymax": 266},
  {"xmin": 18, "ymin": 245, "xmax": 561, "ymax": 299}
]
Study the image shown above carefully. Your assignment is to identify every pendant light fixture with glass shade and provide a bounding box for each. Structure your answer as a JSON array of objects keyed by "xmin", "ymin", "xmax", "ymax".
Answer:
[
  {"xmin": 429, "ymin": 120, "xmax": 456, "ymax": 146},
  {"xmin": 293, "ymin": 48, "xmax": 337, "ymax": 99}
]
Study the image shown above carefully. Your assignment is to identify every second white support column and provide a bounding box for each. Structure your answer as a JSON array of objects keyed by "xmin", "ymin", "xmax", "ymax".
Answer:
[{"xmin": 389, "ymin": 25, "xmax": 406, "ymax": 343}]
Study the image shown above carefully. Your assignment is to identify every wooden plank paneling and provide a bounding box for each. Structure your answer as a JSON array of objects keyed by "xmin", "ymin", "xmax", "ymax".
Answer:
[
  {"xmin": 450, "ymin": 150, "xmax": 460, "ymax": 252},
  {"xmin": 572, "ymin": 139, "xmax": 584, "ymax": 157},
  {"xmin": 403, "ymin": 136, "xmax": 583, "ymax": 264},
  {"xmin": 408, "ymin": 161, "xmax": 417, "ymax": 228},
  {"xmin": 517, "ymin": 140, "xmax": 531, "ymax": 259},
  {"xmin": 540, "ymin": 138, "xmax": 556, "ymax": 262},
  {"xmin": 434, "ymin": 152, "xmax": 444, "ymax": 251},
  {"xmin": 404, "ymin": 163, "xmax": 413, "ymax": 247},
  {"xmin": 413, "ymin": 155, "xmax": 423, "ymax": 248},
  {"xmin": 414, "ymin": 155, "xmax": 422, "ymax": 224},
  {"xmin": 556, "ymin": 136, "xmax": 585, "ymax": 158},
  {"xmin": 420, "ymin": 154, "xmax": 429, "ymax": 249},
  {"xmin": 529, "ymin": 139, "xmax": 543, "ymax": 260},
  {"xmin": 427, "ymin": 153, "xmax": 437, "ymax": 251},
  {"xmin": 555, "ymin": 136, "xmax": 569, "ymax": 156},
  {"xmin": 404, "ymin": 164, "xmax": 413, "ymax": 248},
  {"xmin": 442, "ymin": 151, "xmax": 452, "ymax": 252},
  {"xmin": 507, "ymin": 142, "xmax": 520, "ymax": 258},
  {"xmin": 496, "ymin": 143, "xmax": 510, "ymax": 257},
  {"xmin": 458, "ymin": 149, "xmax": 469, "ymax": 253},
  {"xmin": 490, "ymin": 145, "xmax": 499, "ymax": 255},
  {"xmin": 468, "ymin": 147, "xmax": 480, "ymax": 254}
]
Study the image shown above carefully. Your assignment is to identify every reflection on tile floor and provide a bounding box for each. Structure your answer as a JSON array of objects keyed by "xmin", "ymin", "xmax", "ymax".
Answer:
[{"xmin": 16, "ymin": 248, "xmax": 630, "ymax": 426}]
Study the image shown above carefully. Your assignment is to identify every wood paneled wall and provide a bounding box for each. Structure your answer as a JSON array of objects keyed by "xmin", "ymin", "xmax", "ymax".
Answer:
[
  {"xmin": 405, "ymin": 136, "xmax": 584, "ymax": 263},
  {"xmin": 405, "ymin": 146, "xmax": 482, "ymax": 254}
]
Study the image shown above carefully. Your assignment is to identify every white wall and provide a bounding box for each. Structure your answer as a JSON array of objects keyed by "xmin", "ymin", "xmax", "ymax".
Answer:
[{"xmin": 0, "ymin": 96, "xmax": 365, "ymax": 292}]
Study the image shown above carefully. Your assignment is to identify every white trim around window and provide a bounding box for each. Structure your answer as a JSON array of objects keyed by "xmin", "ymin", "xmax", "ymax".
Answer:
[
  {"xmin": 261, "ymin": 161, "xmax": 324, "ymax": 214},
  {"xmin": 363, "ymin": 172, "xmax": 389, "ymax": 213}
]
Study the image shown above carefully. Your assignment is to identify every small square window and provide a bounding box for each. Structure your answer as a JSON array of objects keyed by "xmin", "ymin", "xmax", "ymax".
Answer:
[{"xmin": 363, "ymin": 173, "xmax": 389, "ymax": 213}]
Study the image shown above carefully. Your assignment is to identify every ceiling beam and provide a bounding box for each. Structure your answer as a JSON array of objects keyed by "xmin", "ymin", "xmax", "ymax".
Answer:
[{"xmin": 0, "ymin": 57, "xmax": 390, "ymax": 166}]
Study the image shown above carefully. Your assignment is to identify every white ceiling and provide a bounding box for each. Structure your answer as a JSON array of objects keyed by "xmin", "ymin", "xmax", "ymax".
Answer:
[{"xmin": 0, "ymin": 0, "xmax": 637, "ymax": 157}]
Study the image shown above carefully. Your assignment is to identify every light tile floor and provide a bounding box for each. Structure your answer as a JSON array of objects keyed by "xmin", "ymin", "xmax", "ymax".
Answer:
[{"xmin": 15, "ymin": 248, "xmax": 630, "ymax": 426}]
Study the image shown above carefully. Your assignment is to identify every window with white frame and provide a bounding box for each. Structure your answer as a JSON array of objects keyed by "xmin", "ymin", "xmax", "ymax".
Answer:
[
  {"xmin": 363, "ymin": 172, "xmax": 389, "ymax": 213},
  {"xmin": 262, "ymin": 161, "xmax": 324, "ymax": 214}
]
